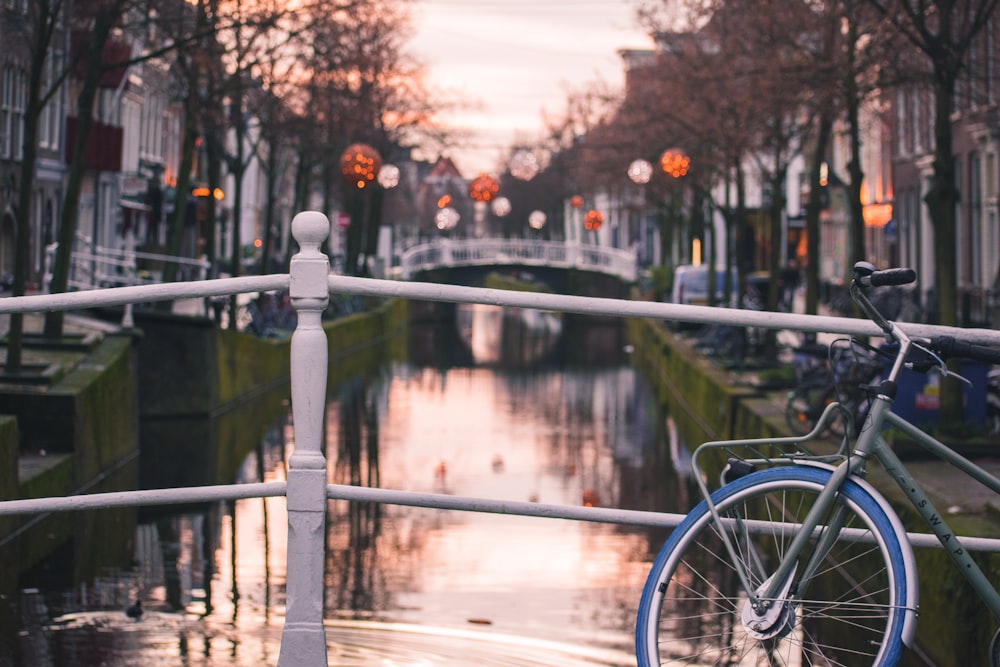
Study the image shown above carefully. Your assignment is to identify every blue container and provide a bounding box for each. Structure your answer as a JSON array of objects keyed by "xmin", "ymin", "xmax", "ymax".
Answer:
[{"xmin": 881, "ymin": 345, "xmax": 988, "ymax": 426}]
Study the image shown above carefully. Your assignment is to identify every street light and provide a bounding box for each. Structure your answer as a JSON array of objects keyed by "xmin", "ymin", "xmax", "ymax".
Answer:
[
  {"xmin": 626, "ymin": 149, "xmax": 692, "ymax": 268},
  {"xmin": 659, "ymin": 148, "xmax": 690, "ymax": 178},
  {"xmin": 568, "ymin": 194, "xmax": 585, "ymax": 243},
  {"xmin": 468, "ymin": 172, "xmax": 500, "ymax": 202},
  {"xmin": 528, "ymin": 210, "xmax": 546, "ymax": 230},
  {"xmin": 339, "ymin": 143, "xmax": 386, "ymax": 275},
  {"xmin": 584, "ymin": 209, "xmax": 603, "ymax": 231},
  {"xmin": 469, "ymin": 173, "xmax": 500, "ymax": 237},
  {"xmin": 340, "ymin": 143, "xmax": 382, "ymax": 189},
  {"xmin": 509, "ymin": 150, "xmax": 540, "ymax": 181},
  {"xmin": 435, "ymin": 206, "xmax": 460, "ymax": 231},
  {"xmin": 628, "ymin": 159, "xmax": 654, "ymax": 185},
  {"xmin": 491, "ymin": 196, "xmax": 511, "ymax": 218},
  {"xmin": 377, "ymin": 164, "xmax": 400, "ymax": 189}
]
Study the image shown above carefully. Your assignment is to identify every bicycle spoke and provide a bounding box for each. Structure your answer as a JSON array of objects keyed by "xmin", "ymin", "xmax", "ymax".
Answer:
[{"xmin": 637, "ymin": 467, "xmax": 908, "ymax": 667}]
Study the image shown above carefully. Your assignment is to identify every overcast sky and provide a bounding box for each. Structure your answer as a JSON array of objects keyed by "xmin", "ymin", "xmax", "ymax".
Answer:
[{"xmin": 408, "ymin": 0, "xmax": 654, "ymax": 176}]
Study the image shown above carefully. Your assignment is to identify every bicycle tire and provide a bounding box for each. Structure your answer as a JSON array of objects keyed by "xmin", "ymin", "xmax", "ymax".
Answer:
[{"xmin": 636, "ymin": 465, "xmax": 913, "ymax": 666}]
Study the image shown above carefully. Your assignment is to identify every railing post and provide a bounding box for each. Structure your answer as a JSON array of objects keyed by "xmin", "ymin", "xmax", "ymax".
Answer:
[{"xmin": 278, "ymin": 212, "xmax": 330, "ymax": 667}]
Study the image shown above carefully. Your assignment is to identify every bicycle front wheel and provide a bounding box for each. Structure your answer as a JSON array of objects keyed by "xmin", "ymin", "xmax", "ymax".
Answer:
[{"xmin": 636, "ymin": 465, "xmax": 912, "ymax": 666}]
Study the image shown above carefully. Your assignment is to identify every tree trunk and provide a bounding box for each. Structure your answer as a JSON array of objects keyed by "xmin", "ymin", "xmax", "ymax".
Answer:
[
  {"xmin": 161, "ymin": 94, "xmax": 198, "ymax": 297},
  {"xmin": 261, "ymin": 129, "xmax": 278, "ymax": 273},
  {"xmin": 228, "ymin": 105, "xmax": 246, "ymax": 318},
  {"xmin": 926, "ymin": 70, "xmax": 962, "ymax": 427},
  {"xmin": 806, "ymin": 115, "xmax": 833, "ymax": 317},
  {"xmin": 44, "ymin": 8, "xmax": 118, "ymax": 338},
  {"xmin": 845, "ymin": 13, "xmax": 867, "ymax": 276},
  {"xmin": 6, "ymin": 46, "xmax": 47, "ymax": 370}
]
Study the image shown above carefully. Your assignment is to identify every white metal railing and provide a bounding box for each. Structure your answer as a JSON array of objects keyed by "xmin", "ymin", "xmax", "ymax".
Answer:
[
  {"xmin": 4, "ymin": 210, "xmax": 1000, "ymax": 665},
  {"xmin": 42, "ymin": 239, "xmax": 211, "ymax": 325},
  {"xmin": 398, "ymin": 238, "xmax": 638, "ymax": 282},
  {"xmin": 44, "ymin": 237, "xmax": 211, "ymax": 292}
]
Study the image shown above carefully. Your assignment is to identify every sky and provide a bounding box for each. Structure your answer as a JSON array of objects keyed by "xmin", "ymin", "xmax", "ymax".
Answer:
[{"xmin": 408, "ymin": 0, "xmax": 655, "ymax": 177}]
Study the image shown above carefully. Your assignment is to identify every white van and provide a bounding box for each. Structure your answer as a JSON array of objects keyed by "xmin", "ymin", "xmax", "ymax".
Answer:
[{"xmin": 670, "ymin": 265, "xmax": 738, "ymax": 306}]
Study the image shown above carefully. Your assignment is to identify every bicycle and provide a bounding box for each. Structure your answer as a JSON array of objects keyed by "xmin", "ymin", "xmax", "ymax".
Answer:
[
  {"xmin": 784, "ymin": 340, "xmax": 881, "ymax": 438},
  {"xmin": 635, "ymin": 261, "xmax": 1000, "ymax": 666}
]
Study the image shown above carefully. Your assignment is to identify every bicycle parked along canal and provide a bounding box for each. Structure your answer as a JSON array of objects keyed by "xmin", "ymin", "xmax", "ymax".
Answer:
[
  {"xmin": 784, "ymin": 337, "xmax": 882, "ymax": 438},
  {"xmin": 636, "ymin": 261, "xmax": 1000, "ymax": 666}
]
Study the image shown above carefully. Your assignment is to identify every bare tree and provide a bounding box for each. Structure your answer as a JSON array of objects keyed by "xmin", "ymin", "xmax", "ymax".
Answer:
[
  {"xmin": 865, "ymin": 0, "xmax": 1000, "ymax": 426},
  {"xmin": 4, "ymin": 0, "xmax": 69, "ymax": 371},
  {"xmin": 44, "ymin": 0, "xmax": 133, "ymax": 338},
  {"xmin": 298, "ymin": 0, "xmax": 437, "ymax": 275}
]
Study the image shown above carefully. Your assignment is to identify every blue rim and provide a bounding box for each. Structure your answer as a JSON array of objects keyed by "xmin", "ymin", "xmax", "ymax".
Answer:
[{"xmin": 635, "ymin": 465, "xmax": 907, "ymax": 666}]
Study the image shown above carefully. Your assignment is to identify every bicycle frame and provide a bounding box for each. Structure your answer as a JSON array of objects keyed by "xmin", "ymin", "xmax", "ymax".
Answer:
[
  {"xmin": 691, "ymin": 281, "xmax": 1000, "ymax": 622},
  {"xmin": 875, "ymin": 409, "xmax": 1000, "ymax": 621}
]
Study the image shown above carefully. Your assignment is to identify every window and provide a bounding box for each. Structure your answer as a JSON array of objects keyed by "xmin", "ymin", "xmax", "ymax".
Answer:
[
  {"xmin": 1, "ymin": 65, "xmax": 11, "ymax": 159},
  {"xmin": 13, "ymin": 68, "xmax": 25, "ymax": 160}
]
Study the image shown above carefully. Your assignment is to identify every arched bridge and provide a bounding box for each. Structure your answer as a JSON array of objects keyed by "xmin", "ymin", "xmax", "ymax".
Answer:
[{"xmin": 398, "ymin": 238, "xmax": 638, "ymax": 284}]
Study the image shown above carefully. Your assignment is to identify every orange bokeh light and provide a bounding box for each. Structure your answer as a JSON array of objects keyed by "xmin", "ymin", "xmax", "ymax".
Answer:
[
  {"xmin": 339, "ymin": 143, "xmax": 383, "ymax": 189},
  {"xmin": 468, "ymin": 173, "xmax": 500, "ymax": 203},
  {"xmin": 583, "ymin": 209, "xmax": 603, "ymax": 231},
  {"xmin": 437, "ymin": 194, "xmax": 452, "ymax": 208},
  {"xmin": 660, "ymin": 149, "xmax": 690, "ymax": 178}
]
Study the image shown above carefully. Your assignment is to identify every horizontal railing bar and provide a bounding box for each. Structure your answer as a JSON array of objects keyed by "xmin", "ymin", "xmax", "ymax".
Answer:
[
  {"xmin": 328, "ymin": 275, "xmax": 1000, "ymax": 345},
  {"xmin": 5, "ymin": 271, "xmax": 996, "ymax": 346},
  {"xmin": 327, "ymin": 482, "xmax": 685, "ymax": 528},
  {"xmin": 0, "ymin": 481, "xmax": 287, "ymax": 515},
  {"xmin": 325, "ymin": 482, "xmax": 1000, "ymax": 552},
  {"xmin": 0, "ymin": 475, "xmax": 995, "ymax": 551},
  {"xmin": 0, "ymin": 275, "xmax": 289, "ymax": 313}
]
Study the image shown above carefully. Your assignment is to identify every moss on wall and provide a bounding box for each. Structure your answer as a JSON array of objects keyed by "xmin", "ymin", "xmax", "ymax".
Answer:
[{"xmin": 628, "ymin": 316, "xmax": 1000, "ymax": 667}]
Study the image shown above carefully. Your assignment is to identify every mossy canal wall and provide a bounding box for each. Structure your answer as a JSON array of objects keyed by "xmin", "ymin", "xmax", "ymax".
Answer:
[
  {"xmin": 626, "ymin": 316, "xmax": 1000, "ymax": 667},
  {"xmin": 0, "ymin": 298, "xmax": 408, "ymax": 578}
]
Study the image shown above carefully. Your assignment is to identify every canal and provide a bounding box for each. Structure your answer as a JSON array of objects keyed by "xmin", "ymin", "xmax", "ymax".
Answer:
[{"xmin": 10, "ymin": 304, "xmax": 697, "ymax": 666}]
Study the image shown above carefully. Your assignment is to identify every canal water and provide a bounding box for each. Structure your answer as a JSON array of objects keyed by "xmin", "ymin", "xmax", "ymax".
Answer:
[{"xmin": 9, "ymin": 304, "xmax": 696, "ymax": 666}]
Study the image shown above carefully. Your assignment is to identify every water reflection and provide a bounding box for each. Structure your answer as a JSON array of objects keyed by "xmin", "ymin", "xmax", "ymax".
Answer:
[
  {"xmin": 14, "ymin": 308, "xmax": 699, "ymax": 666},
  {"xmin": 457, "ymin": 303, "xmax": 562, "ymax": 366}
]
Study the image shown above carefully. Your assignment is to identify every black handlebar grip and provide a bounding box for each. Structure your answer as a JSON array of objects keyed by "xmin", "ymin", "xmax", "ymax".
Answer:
[
  {"xmin": 932, "ymin": 335, "xmax": 1000, "ymax": 364},
  {"xmin": 870, "ymin": 268, "xmax": 916, "ymax": 287}
]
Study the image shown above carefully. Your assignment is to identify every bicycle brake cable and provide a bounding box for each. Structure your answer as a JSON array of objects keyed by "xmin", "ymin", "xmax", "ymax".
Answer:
[{"xmin": 909, "ymin": 340, "xmax": 973, "ymax": 387}]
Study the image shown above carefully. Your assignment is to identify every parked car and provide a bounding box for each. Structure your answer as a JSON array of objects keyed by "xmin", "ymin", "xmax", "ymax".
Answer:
[{"xmin": 670, "ymin": 265, "xmax": 739, "ymax": 307}]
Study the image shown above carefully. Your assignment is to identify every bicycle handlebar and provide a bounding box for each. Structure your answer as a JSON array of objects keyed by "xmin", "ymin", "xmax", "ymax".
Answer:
[
  {"xmin": 849, "ymin": 260, "xmax": 1000, "ymax": 372},
  {"xmin": 852, "ymin": 261, "xmax": 917, "ymax": 288},
  {"xmin": 930, "ymin": 335, "xmax": 1000, "ymax": 365}
]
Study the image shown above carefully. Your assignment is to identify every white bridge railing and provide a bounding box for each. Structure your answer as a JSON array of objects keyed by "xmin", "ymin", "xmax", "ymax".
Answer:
[
  {"xmin": 398, "ymin": 237, "xmax": 638, "ymax": 282},
  {"xmin": 4, "ymin": 211, "xmax": 1000, "ymax": 665}
]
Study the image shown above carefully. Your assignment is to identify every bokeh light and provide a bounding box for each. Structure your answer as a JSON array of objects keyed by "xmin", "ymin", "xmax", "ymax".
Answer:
[
  {"xmin": 339, "ymin": 143, "xmax": 382, "ymax": 189},
  {"xmin": 491, "ymin": 196, "xmax": 512, "ymax": 217},
  {"xmin": 509, "ymin": 150, "xmax": 540, "ymax": 181},
  {"xmin": 659, "ymin": 149, "xmax": 690, "ymax": 178},
  {"xmin": 528, "ymin": 210, "xmax": 547, "ymax": 230},
  {"xmin": 627, "ymin": 159, "xmax": 653, "ymax": 184},
  {"xmin": 583, "ymin": 209, "xmax": 603, "ymax": 231}
]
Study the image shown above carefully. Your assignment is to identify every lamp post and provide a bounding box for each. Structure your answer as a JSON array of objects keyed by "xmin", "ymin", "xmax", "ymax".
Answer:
[
  {"xmin": 628, "ymin": 149, "xmax": 692, "ymax": 268},
  {"xmin": 468, "ymin": 172, "xmax": 500, "ymax": 238},
  {"xmin": 568, "ymin": 194, "xmax": 584, "ymax": 244},
  {"xmin": 528, "ymin": 210, "xmax": 546, "ymax": 238},
  {"xmin": 339, "ymin": 143, "xmax": 397, "ymax": 276},
  {"xmin": 584, "ymin": 208, "xmax": 604, "ymax": 245}
]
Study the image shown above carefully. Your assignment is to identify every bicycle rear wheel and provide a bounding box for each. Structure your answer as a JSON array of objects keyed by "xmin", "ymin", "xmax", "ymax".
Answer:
[{"xmin": 636, "ymin": 465, "xmax": 913, "ymax": 666}]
